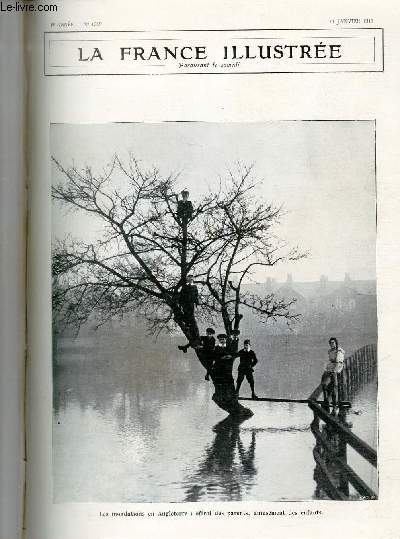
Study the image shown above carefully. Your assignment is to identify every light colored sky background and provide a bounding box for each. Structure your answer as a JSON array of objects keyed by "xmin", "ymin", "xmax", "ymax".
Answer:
[{"xmin": 51, "ymin": 121, "xmax": 376, "ymax": 283}]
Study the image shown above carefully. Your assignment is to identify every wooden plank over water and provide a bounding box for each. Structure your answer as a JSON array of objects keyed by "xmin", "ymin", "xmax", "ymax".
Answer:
[{"xmin": 238, "ymin": 396, "xmax": 350, "ymax": 406}]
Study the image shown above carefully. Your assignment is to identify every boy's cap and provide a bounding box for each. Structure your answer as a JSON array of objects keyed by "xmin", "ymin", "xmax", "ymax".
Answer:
[
  {"xmin": 217, "ymin": 334, "xmax": 227, "ymax": 340},
  {"xmin": 244, "ymin": 339, "xmax": 251, "ymax": 345},
  {"xmin": 206, "ymin": 327, "xmax": 215, "ymax": 334}
]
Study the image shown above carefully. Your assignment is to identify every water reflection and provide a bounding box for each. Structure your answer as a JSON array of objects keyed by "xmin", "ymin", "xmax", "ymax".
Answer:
[
  {"xmin": 184, "ymin": 416, "xmax": 257, "ymax": 502},
  {"xmin": 53, "ymin": 334, "xmax": 205, "ymax": 440},
  {"xmin": 312, "ymin": 408, "xmax": 351, "ymax": 500},
  {"xmin": 311, "ymin": 398, "xmax": 377, "ymax": 500},
  {"xmin": 53, "ymin": 332, "xmax": 378, "ymax": 502}
]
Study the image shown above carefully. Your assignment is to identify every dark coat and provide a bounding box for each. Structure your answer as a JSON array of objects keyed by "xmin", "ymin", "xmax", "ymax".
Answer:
[
  {"xmin": 177, "ymin": 200, "xmax": 194, "ymax": 221},
  {"xmin": 237, "ymin": 349, "xmax": 258, "ymax": 372},
  {"xmin": 212, "ymin": 345, "xmax": 236, "ymax": 378},
  {"xmin": 200, "ymin": 335, "xmax": 215, "ymax": 352},
  {"xmin": 179, "ymin": 284, "xmax": 199, "ymax": 307}
]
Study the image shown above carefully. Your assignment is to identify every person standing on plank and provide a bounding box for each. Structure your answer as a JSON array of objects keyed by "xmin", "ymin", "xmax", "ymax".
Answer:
[{"xmin": 235, "ymin": 339, "xmax": 259, "ymax": 399}]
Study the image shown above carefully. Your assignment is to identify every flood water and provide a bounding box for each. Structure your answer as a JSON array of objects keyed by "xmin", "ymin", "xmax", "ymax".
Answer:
[{"xmin": 53, "ymin": 331, "xmax": 378, "ymax": 502}]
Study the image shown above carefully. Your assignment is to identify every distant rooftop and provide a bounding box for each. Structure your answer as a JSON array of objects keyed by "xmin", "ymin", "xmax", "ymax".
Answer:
[{"xmin": 243, "ymin": 274, "xmax": 376, "ymax": 299}]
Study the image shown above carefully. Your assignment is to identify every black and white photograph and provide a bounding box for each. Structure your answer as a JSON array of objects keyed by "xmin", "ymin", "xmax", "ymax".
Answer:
[{"xmin": 51, "ymin": 121, "xmax": 377, "ymax": 503}]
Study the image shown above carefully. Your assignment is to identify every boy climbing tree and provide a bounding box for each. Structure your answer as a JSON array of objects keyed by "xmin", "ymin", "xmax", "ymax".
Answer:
[{"xmin": 52, "ymin": 156, "xmax": 304, "ymax": 416}]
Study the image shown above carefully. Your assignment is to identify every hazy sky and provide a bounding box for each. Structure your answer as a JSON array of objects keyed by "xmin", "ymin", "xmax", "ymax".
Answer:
[{"xmin": 51, "ymin": 121, "xmax": 376, "ymax": 282}]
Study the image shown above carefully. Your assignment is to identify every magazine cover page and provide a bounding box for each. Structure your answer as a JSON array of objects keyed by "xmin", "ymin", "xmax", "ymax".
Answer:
[{"xmin": 25, "ymin": 1, "xmax": 400, "ymax": 538}]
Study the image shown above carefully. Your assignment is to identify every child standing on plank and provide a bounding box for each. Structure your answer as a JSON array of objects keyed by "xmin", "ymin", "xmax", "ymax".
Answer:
[{"xmin": 235, "ymin": 339, "xmax": 259, "ymax": 399}]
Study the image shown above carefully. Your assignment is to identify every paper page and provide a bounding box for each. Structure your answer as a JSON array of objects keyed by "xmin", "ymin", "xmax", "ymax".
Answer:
[
  {"xmin": 0, "ymin": 12, "xmax": 26, "ymax": 539},
  {"xmin": 26, "ymin": 1, "xmax": 400, "ymax": 538}
]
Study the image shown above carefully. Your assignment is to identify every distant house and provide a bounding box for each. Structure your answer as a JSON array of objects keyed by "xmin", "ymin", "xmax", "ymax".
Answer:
[
  {"xmin": 324, "ymin": 285, "xmax": 357, "ymax": 312},
  {"xmin": 277, "ymin": 274, "xmax": 306, "ymax": 306},
  {"xmin": 240, "ymin": 273, "xmax": 376, "ymax": 337}
]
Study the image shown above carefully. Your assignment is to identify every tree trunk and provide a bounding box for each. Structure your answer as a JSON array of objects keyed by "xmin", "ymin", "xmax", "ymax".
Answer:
[
  {"xmin": 176, "ymin": 212, "xmax": 253, "ymax": 417},
  {"xmin": 177, "ymin": 314, "xmax": 253, "ymax": 418},
  {"xmin": 198, "ymin": 349, "xmax": 253, "ymax": 417},
  {"xmin": 210, "ymin": 383, "xmax": 254, "ymax": 418}
]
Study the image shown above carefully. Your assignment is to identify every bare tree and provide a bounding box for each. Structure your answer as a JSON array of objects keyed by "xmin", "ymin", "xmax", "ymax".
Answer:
[
  {"xmin": 52, "ymin": 155, "xmax": 305, "ymax": 416},
  {"xmin": 197, "ymin": 164, "xmax": 303, "ymax": 337}
]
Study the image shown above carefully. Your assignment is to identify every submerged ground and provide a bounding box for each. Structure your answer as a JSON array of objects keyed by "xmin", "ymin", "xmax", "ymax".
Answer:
[{"xmin": 53, "ymin": 331, "xmax": 377, "ymax": 502}]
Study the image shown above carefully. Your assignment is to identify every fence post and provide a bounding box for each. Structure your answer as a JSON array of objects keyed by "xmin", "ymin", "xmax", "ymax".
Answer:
[
  {"xmin": 368, "ymin": 345, "xmax": 372, "ymax": 380},
  {"xmin": 360, "ymin": 350, "xmax": 363, "ymax": 385},
  {"xmin": 338, "ymin": 406, "xmax": 350, "ymax": 497},
  {"xmin": 337, "ymin": 371, "xmax": 343, "ymax": 402}
]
